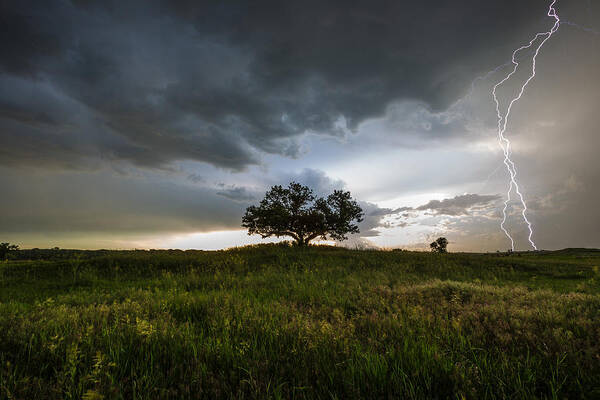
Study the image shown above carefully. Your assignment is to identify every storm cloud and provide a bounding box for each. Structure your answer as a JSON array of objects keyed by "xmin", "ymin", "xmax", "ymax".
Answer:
[
  {"xmin": 415, "ymin": 194, "xmax": 502, "ymax": 216},
  {"xmin": 1, "ymin": 0, "xmax": 551, "ymax": 171}
]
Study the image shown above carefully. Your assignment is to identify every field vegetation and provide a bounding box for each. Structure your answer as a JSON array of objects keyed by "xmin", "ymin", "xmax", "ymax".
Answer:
[{"xmin": 1, "ymin": 245, "xmax": 599, "ymax": 399}]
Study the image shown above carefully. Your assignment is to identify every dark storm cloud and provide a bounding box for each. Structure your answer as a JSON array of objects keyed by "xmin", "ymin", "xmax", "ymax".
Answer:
[
  {"xmin": 358, "ymin": 202, "xmax": 393, "ymax": 237},
  {"xmin": 391, "ymin": 194, "xmax": 501, "ymax": 221},
  {"xmin": 393, "ymin": 207, "xmax": 413, "ymax": 213},
  {"xmin": 216, "ymin": 186, "xmax": 257, "ymax": 202},
  {"xmin": 186, "ymin": 173, "xmax": 205, "ymax": 183},
  {"xmin": 415, "ymin": 194, "xmax": 501, "ymax": 216},
  {"xmin": 0, "ymin": 0, "xmax": 548, "ymax": 171},
  {"xmin": 0, "ymin": 4, "xmax": 61, "ymax": 76},
  {"xmin": 0, "ymin": 168, "xmax": 244, "ymax": 234},
  {"xmin": 367, "ymin": 207, "xmax": 395, "ymax": 217}
]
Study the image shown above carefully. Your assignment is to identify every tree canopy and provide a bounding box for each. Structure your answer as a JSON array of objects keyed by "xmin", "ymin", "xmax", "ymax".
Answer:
[
  {"xmin": 242, "ymin": 182, "xmax": 364, "ymax": 246},
  {"xmin": 0, "ymin": 242, "xmax": 19, "ymax": 259},
  {"xmin": 430, "ymin": 237, "xmax": 448, "ymax": 253}
]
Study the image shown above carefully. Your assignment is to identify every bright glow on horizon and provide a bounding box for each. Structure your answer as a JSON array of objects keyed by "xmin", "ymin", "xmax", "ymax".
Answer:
[{"xmin": 133, "ymin": 230, "xmax": 282, "ymax": 250}]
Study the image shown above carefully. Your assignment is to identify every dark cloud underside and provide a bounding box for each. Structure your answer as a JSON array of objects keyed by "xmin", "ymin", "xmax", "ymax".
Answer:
[
  {"xmin": 415, "ymin": 194, "xmax": 502, "ymax": 216},
  {"xmin": 0, "ymin": 169, "xmax": 244, "ymax": 234},
  {"xmin": 1, "ymin": 0, "xmax": 546, "ymax": 171}
]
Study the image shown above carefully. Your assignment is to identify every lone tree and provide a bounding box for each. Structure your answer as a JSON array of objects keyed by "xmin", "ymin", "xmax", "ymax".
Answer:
[
  {"xmin": 0, "ymin": 242, "xmax": 19, "ymax": 260},
  {"xmin": 430, "ymin": 237, "xmax": 448, "ymax": 253},
  {"xmin": 242, "ymin": 182, "xmax": 364, "ymax": 246}
]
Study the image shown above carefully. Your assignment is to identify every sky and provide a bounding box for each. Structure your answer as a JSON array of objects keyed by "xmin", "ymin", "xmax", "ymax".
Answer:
[{"xmin": 1, "ymin": 0, "xmax": 599, "ymax": 251}]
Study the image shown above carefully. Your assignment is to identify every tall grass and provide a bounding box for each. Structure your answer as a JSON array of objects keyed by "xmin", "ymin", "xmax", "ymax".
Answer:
[{"xmin": 1, "ymin": 244, "xmax": 599, "ymax": 399}]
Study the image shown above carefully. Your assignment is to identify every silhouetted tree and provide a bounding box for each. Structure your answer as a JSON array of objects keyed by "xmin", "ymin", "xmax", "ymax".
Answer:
[
  {"xmin": 242, "ymin": 182, "xmax": 364, "ymax": 246},
  {"xmin": 0, "ymin": 242, "xmax": 19, "ymax": 259},
  {"xmin": 430, "ymin": 237, "xmax": 448, "ymax": 253}
]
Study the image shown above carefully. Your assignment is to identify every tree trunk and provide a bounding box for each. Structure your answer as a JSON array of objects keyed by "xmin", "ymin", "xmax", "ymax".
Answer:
[{"xmin": 303, "ymin": 232, "xmax": 321, "ymax": 246}]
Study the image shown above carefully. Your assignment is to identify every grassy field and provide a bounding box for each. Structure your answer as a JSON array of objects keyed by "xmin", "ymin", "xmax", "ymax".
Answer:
[{"xmin": 0, "ymin": 245, "xmax": 599, "ymax": 399}]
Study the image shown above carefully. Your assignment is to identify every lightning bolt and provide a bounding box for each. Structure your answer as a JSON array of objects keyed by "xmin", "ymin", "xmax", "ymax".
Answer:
[{"xmin": 491, "ymin": 0, "xmax": 560, "ymax": 251}]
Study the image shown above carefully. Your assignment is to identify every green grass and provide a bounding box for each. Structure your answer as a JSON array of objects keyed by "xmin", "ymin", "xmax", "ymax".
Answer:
[{"xmin": 1, "ymin": 244, "xmax": 599, "ymax": 399}]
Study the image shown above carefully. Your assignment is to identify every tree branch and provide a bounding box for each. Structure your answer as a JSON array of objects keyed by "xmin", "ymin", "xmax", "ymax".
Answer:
[
  {"xmin": 278, "ymin": 231, "xmax": 300, "ymax": 241},
  {"xmin": 305, "ymin": 231, "xmax": 324, "ymax": 244}
]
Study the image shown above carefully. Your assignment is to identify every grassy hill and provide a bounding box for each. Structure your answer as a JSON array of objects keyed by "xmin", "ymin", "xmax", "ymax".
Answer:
[{"xmin": 1, "ymin": 245, "xmax": 599, "ymax": 399}]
